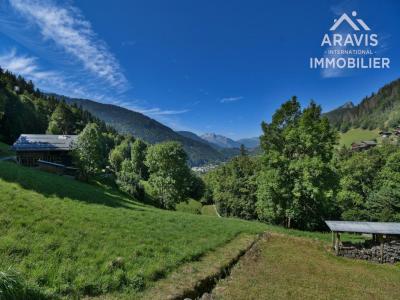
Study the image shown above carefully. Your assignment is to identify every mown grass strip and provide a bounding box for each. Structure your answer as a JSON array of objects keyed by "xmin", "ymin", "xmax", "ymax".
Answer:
[{"xmin": 140, "ymin": 234, "xmax": 260, "ymax": 300}]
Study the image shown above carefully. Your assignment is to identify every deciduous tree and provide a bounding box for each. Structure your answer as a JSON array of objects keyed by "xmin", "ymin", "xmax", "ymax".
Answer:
[{"xmin": 257, "ymin": 97, "xmax": 338, "ymax": 230}]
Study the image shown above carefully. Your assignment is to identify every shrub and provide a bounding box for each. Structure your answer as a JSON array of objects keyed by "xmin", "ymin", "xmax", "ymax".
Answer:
[
  {"xmin": 176, "ymin": 199, "xmax": 202, "ymax": 214},
  {"xmin": 116, "ymin": 160, "xmax": 144, "ymax": 199}
]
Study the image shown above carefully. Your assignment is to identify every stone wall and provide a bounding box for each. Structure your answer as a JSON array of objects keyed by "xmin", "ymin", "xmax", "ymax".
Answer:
[{"xmin": 340, "ymin": 240, "xmax": 400, "ymax": 264}]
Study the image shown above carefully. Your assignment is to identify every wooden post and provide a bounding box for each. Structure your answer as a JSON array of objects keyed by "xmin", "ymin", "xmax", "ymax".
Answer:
[
  {"xmin": 380, "ymin": 235, "xmax": 384, "ymax": 263},
  {"xmin": 335, "ymin": 232, "xmax": 340, "ymax": 255},
  {"xmin": 332, "ymin": 231, "xmax": 336, "ymax": 250}
]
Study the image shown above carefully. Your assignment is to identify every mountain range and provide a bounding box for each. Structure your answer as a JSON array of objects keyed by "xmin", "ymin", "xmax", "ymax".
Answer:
[
  {"xmin": 62, "ymin": 97, "xmax": 231, "ymax": 166},
  {"xmin": 200, "ymin": 133, "xmax": 241, "ymax": 149},
  {"xmin": 178, "ymin": 131, "xmax": 260, "ymax": 149},
  {"xmin": 53, "ymin": 77, "xmax": 400, "ymax": 167}
]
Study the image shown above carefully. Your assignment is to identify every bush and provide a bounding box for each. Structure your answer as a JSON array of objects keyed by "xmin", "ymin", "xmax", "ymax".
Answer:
[
  {"xmin": 129, "ymin": 275, "xmax": 145, "ymax": 292},
  {"xmin": 175, "ymin": 199, "xmax": 202, "ymax": 214},
  {"xmin": 116, "ymin": 160, "xmax": 144, "ymax": 199}
]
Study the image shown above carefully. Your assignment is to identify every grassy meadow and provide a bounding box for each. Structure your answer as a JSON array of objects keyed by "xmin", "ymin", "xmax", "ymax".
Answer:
[
  {"xmin": 0, "ymin": 161, "xmax": 266, "ymax": 298},
  {"xmin": 339, "ymin": 128, "xmax": 379, "ymax": 147},
  {"xmin": 1, "ymin": 160, "xmax": 399, "ymax": 299},
  {"xmin": 201, "ymin": 205, "xmax": 219, "ymax": 217},
  {"xmin": 212, "ymin": 234, "xmax": 400, "ymax": 300}
]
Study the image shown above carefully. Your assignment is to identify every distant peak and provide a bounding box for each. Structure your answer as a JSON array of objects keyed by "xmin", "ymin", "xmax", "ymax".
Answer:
[
  {"xmin": 202, "ymin": 132, "xmax": 218, "ymax": 138},
  {"xmin": 339, "ymin": 101, "xmax": 355, "ymax": 109}
]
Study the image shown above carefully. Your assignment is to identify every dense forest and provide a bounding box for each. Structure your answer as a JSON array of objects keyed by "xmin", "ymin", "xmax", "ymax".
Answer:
[
  {"xmin": 0, "ymin": 67, "xmax": 117, "ymax": 145},
  {"xmin": 325, "ymin": 78, "xmax": 400, "ymax": 132}
]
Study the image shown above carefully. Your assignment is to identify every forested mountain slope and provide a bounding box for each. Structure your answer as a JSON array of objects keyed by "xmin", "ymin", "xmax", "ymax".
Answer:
[
  {"xmin": 63, "ymin": 97, "xmax": 227, "ymax": 166},
  {"xmin": 200, "ymin": 133, "xmax": 241, "ymax": 148},
  {"xmin": 0, "ymin": 69, "xmax": 112, "ymax": 145},
  {"xmin": 324, "ymin": 78, "xmax": 400, "ymax": 131}
]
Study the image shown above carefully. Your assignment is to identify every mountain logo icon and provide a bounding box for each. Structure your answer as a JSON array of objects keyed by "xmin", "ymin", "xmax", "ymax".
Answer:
[{"xmin": 330, "ymin": 11, "xmax": 370, "ymax": 31}]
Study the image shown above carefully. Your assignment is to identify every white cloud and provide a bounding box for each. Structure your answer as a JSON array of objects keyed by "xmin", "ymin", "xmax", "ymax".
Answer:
[
  {"xmin": 0, "ymin": 48, "xmax": 111, "ymax": 100},
  {"xmin": 220, "ymin": 96, "xmax": 243, "ymax": 103},
  {"xmin": 137, "ymin": 108, "xmax": 189, "ymax": 116},
  {"xmin": 9, "ymin": 0, "xmax": 128, "ymax": 91},
  {"xmin": 118, "ymin": 102, "xmax": 189, "ymax": 116},
  {"xmin": 0, "ymin": 48, "xmax": 64, "ymax": 88}
]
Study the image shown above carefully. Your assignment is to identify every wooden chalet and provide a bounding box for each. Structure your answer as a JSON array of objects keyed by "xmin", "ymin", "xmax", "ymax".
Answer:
[
  {"xmin": 351, "ymin": 140, "xmax": 377, "ymax": 151},
  {"xmin": 12, "ymin": 134, "xmax": 77, "ymax": 167},
  {"xmin": 379, "ymin": 131, "xmax": 392, "ymax": 138}
]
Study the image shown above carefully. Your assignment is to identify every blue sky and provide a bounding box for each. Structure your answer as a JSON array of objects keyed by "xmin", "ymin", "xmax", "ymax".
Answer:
[{"xmin": 0, "ymin": 0, "xmax": 399, "ymax": 139}]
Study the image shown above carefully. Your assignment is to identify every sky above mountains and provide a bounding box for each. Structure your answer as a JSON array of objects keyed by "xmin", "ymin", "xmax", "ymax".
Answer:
[{"xmin": 0, "ymin": 0, "xmax": 399, "ymax": 139}]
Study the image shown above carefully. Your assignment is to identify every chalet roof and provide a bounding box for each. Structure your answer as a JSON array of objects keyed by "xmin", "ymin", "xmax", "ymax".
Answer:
[
  {"xmin": 351, "ymin": 140, "xmax": 377, "ymax": 148},
  {"xmin": 325, "ymin": 221, "xmax": 400, "ymax": 235},
  {"xmin": 12, "ymin": 134, "xmax": 78, "ymax": 151},
  {"xmin": 363, "ymin": 140, "xmax": 377, "ymax": 145}
]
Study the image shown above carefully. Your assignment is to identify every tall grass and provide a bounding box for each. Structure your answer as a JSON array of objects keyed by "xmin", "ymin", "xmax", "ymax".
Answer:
[
  {"xmin": 0, "ymin": 268, "xmax": 49, "ymax": 300},
  {"xmin": 0, "ymin": 162, "xmax": 266, "ymax": 298}
]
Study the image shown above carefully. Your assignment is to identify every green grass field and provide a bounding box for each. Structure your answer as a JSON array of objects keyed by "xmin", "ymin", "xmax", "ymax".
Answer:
[
  {"xmin": 212, "ymin": 234, "xmax": 400, "ymax": 300},
  {"xmin": 0, "ymin": 142, "xmax": 14, "ymax": 158},
  {"xmin": 0, "ymin": 161, "xmax": 266, "ymax": 298},
  {"xmin": 1, "ymin": 161, "xmax": 399, "ymax": 299},
  {"xmin": 339, "ymin": 128, "xmax": 379, "ymax": 147},
  {"xmin": 201, "ymin": 205, "xmax": 219, "ymax": 217}
]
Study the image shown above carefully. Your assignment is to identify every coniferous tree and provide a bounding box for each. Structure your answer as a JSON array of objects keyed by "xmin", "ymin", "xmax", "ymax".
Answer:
[{"xmin": 47, "ymin": 101, "xmax": 76, "ymax": 134}]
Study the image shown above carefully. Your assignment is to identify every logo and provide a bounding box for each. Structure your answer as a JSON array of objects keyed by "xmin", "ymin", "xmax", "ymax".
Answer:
[
  {"xmin": 309, "ymin": 11, "xmax": 390, "ymax": 75},
  {"xmin": 330, "ymin": 11, "xmax": 370, "ymax": 31}
]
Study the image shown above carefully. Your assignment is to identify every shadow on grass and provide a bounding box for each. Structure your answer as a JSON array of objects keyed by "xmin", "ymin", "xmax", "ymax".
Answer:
[{"xmin": 0, "ymin": 161, "xmax": 146, "ymax": 211}]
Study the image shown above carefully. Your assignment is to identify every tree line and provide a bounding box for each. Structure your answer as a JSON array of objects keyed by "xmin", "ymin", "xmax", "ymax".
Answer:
[
  {"xmin": 2, "ymin": 68, "xmax": 399, "ymax": 229},
  {"xmin": 75, "ymin": 124, "xmax": 204, "ymax": 209},
  {"xmin": 205, "ymin": 97, "xmax": 400, "ymax": 231}
]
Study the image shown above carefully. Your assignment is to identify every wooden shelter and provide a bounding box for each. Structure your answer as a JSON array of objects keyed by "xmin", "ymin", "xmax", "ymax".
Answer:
[
  {"xmin": 325, "ymin": 220, "xmax": 400, "ymax": 263},
  {"xmin": 12, "ymin": 134, "xmax": 77, "ymax": 167},
  {"xmin": 350, "ymin": 140, "xmax": 377, "ymax": 151}
]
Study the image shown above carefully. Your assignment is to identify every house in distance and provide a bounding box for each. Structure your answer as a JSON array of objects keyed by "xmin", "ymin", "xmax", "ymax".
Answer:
[
  {"xmin": 12, "ymin": 134, "xmax": 77, "ymax": 167},
  {"xmin": 350, "ymin": 140, "xmax": 377, "ymax": 151}
]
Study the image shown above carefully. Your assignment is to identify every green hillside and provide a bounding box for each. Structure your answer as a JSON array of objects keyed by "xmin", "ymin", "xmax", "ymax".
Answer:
[
  {"xmin": 325, "ymin": 78, "xmax": 400, "ymax": 131},
  {"xmin": 339, "ymin": 128, "xmax": 380, "ymax": 147},
  {"xmin": 62, "ymin": 97, "xmax": 229, "ymax": 166},
  {"xmin": 0, "ymin": 161, "xmax": 265, "ymax": 298}
]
